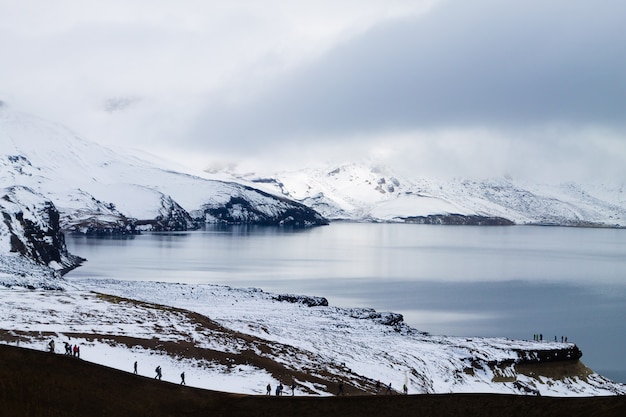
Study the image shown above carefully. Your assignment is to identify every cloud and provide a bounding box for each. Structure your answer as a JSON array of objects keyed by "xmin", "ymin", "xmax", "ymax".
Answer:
[
  {"xmin": 191, "ymin": 0, "xmax": 626, "ymax": 139},
  {"xmin": 181, "ymin": 0, "xmax": 626, "ymax": 180},
  {"xmin": 1, "ymin": 0, "xmax": 625, "ymax": 182}
]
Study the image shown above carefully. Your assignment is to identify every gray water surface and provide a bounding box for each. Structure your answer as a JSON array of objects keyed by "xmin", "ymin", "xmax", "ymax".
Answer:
[{"xmin": 66, "ymin": 223, "xmax": 626, "ymax": 383}]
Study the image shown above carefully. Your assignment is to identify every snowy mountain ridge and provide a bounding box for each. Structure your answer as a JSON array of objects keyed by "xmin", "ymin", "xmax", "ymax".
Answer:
[
  {"xmin": 0, "ymin": 106, "xmax": 327, "ymax": 233},
  {"xmin": 233, "ymin": 162, "xmax": 626, "ymax": 226}
]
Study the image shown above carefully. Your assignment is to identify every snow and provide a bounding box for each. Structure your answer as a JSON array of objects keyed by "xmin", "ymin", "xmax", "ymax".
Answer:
[
  {"xmin": 234, "ymin": 163, "xmax": 626, "ymax": 226},
  {"xmin": 2, "ymin": 105, "xmax": 626, "ymax": 398},
  {"xmin": 1, "ymin": 280, "xmax": 624, "ymax": 397},
  {"xmin": 1, "ymin": 106, "xmax": 325, "ymax": 231}
]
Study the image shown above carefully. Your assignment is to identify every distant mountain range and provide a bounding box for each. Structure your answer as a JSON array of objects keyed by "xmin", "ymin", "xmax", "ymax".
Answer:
[{"xmin": 231, "ymin": 163, "xmax": 626, "ymax": 227}]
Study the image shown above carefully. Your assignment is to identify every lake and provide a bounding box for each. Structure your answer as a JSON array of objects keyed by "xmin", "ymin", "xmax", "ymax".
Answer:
[{"xmin": 65, "ymin": 223, "xmax": 626, "ymax": 384}]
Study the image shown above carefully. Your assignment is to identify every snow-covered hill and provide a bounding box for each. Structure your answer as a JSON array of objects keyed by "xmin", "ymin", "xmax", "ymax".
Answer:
[
  {"xmin": 234, "ymin": 163, "xmax": 626, "ymax": 226},
  {"xmin": 0, "ymin": 106, "xmax": 327, "ymax": 235},
  {"xmin": 2, "ymin": 279, "xmax": 624, "ymax": 396}
]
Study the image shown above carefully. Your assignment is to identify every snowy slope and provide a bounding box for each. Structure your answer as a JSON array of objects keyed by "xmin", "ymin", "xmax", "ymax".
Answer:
[
  {"xmin": 1, "ymin": 279, "xmax": 624, "ymax": 397},
  {"xmin": 235, "ymin": 163, "xmax": 626, "ymax": 226},
  {"xmin": 0, "ymin": 106, "xmax": 327, "ymax": 234},
  {"xmin": 0, "ymin": 185, "xmax": 82, "ymax": 288}
]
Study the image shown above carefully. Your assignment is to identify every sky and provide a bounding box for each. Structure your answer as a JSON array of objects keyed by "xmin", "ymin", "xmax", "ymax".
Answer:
[{"xmin": 1, "ymin": 0, "xmax": 625, "ymax": 182}]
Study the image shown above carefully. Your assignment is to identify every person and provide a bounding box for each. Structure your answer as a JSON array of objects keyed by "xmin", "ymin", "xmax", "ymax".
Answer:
[
  {"xmin": 266, "ymin": 383, "xmax": 271, "ymax": 395},
  {"xmin": 337, "ymin": 381, "xmax": 344, "ymax": 396},
  {"xmin": 73, "ymin": 344, "xmax": 80, "ymax": 358},
  {"xmin": 385, "ymin": 382, "xmax": 392, "ymax": 395},
  {"xmin": 64, "ymin": 342, "xmax": 71, "ymax": 355},
  {"xmin": 155, "ymin": 366, "xmax": 162, "ymax": 380},
  {"xmin": 134, "ymin": 361, "xmax": 138, "ymax": 375},
  {"xmin": 275, "ymin": 383, "xmax": 282, "ymax": 396},
  {"xmin": 291, "ymin": 382, "xmax": 296, "ymax": 396},
  {"xmin": 48, "ymin": 339, "xmax": 55, "ymax": 353},
  {"xmin": 403, "ymin": 383, "xmax": 408, "ymax": 395},
  {"xmin": 376, "ymin": 380, "xmax": 381, "ymax": 394},
  {"xmin": 180, "ymin": 372, "xmax": 186, "ymax": 385}
]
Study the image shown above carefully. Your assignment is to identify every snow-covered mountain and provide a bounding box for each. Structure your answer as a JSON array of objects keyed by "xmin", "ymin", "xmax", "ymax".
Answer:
[
  {"xmin": 0, "ymin": 106, "xmax": 327, "ymax": 233},
  {"xmin": 1, "ymin": 105, "xmax": 327, "ymax": 282},
  {"xmin": 233, "ymin": 163, "xmax": 626, "ymax": 226}
]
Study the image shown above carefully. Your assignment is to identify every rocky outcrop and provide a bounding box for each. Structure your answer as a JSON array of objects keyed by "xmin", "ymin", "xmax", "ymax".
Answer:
[
  {"xmin": 1, "ymin": 186, "xmax": 83, "ymax": 288},
  {"xmin": 404, "ymin": 214, "xmax": 515, "ymax": 225},
  {"xmin": 275, "ymin": 294, "xmax": 329, "ymax": 307},
  {"xmin": 200, "ymin": 186, "xmax": 329, "ymax": 227}
]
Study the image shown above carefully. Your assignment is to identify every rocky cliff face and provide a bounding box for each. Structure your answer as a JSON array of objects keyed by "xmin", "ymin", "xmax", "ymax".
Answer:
[{"xmin": 1, "ymin": 186, "xmax": 83, "ymax": 288}]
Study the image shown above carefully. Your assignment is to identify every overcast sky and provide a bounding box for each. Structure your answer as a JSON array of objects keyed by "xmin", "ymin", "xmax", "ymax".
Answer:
[{"xmin": 1, "ymin": 0, "xmax": 625, "ymax": 181}]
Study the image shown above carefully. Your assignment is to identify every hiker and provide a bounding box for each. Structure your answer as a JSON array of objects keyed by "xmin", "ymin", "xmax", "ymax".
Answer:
[
  {"xmin": 291, "ymin": 382, "xmax": 296, "ymax": 396},
  {"xmin": 376, "ymin": 380, "xmax": 381, "ymax": 394},
  {"xmin": 73, "ymin": 344, "xmax": 80, "ymax": 358},
  {"xmin": 180, "ymin": 372, "xmax": 186, "ymax": 385},
  {"xmin": 134, "ymin": 361, "xmax": 138, "ymax": 375},
  {"xmin": 48, "ymin": 339, "xmax": 55, "ymax": 353},
  {"xmin": 337, "ymin": 381, "xmax": 344, "ymax": 396},
  {"xmin": 385, "ymin": 382, "xmax": 392, "ymax": 395},
  {"xmin": 266, "ymin": 383, "xmax": 271, "ymax": 395},
  {"xmin": 403, "ymin": 383, "xmax": 408, "ymax": 395},
  {"xmin": 155, "ymin": 366, "xmax": 162, "ymax": 380}
]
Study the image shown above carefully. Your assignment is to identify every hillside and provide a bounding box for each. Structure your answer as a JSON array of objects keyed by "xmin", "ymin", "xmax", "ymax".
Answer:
[
  {"xmin": 233, "ymin": 163, "xmax": 626, "ymax": 226},
  {"xmin": 0, "ymin": 106, "xmax": 327, "ymax": 235},
  {"xmin": 1, "ymin": 344, "xmax": 625, "ymax": 417},
  {"xmin": 2, "ymin": 280, "xmax": 624, "ymax": 398}
]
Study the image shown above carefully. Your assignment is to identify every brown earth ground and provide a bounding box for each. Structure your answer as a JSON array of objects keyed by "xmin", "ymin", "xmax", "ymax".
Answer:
[{"xmin": 1, "ymin": 344, "xmax": 625, "ymax": 417}]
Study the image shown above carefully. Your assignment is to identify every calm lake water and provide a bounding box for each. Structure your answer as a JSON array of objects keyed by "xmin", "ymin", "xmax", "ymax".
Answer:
[{"xmin": 65, "ymin": 223, "xmax": 626, "ymax": 384}]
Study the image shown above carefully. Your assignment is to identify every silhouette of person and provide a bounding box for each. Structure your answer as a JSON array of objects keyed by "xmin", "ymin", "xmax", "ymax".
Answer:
[
  {"xmin": 337, "ymin": 381, "xmax": 344, "ymax": 396},
  {"xmin": 180, "ymin": 372, "xmax": 186, "ymax": 385},
  {"xmin": 155, "ymin": 366, "xmax": 162, "ymax": 380},
  {"xmin": 134, "ymin": 361, "xmax": 138, "ymax": 375},
  {"xmin": 266, "ymin": 383, "xmax": 271, "ymax": 395}
]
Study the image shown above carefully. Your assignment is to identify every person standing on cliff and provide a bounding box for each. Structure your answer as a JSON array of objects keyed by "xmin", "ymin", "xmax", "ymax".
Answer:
[{"xmin": 134, "ymin": 361, "xmax": 138, "ymax": 375}]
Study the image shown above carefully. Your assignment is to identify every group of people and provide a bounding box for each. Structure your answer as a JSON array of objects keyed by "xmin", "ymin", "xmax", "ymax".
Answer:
[
  {"xmin": 47, "ymin": 339, "xmax": 80, "ymax": 358},
  {"xmin": 266, "ymin": 382, "xmax": 296, "ymax": 396},
  {"xmin": 140, "ymin": 362, "xmax": 185, "ymax": 385},
  {"xmin": 64, "ymin": 342, "xmax": 80, "ymax": 357},
  {"xmin": 533, "ymin": 334, "xmax": 569, "ymax": 343},
  {"xmin": 375, "ymin": 380, "xmax": 406, "ymax": 395}
]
